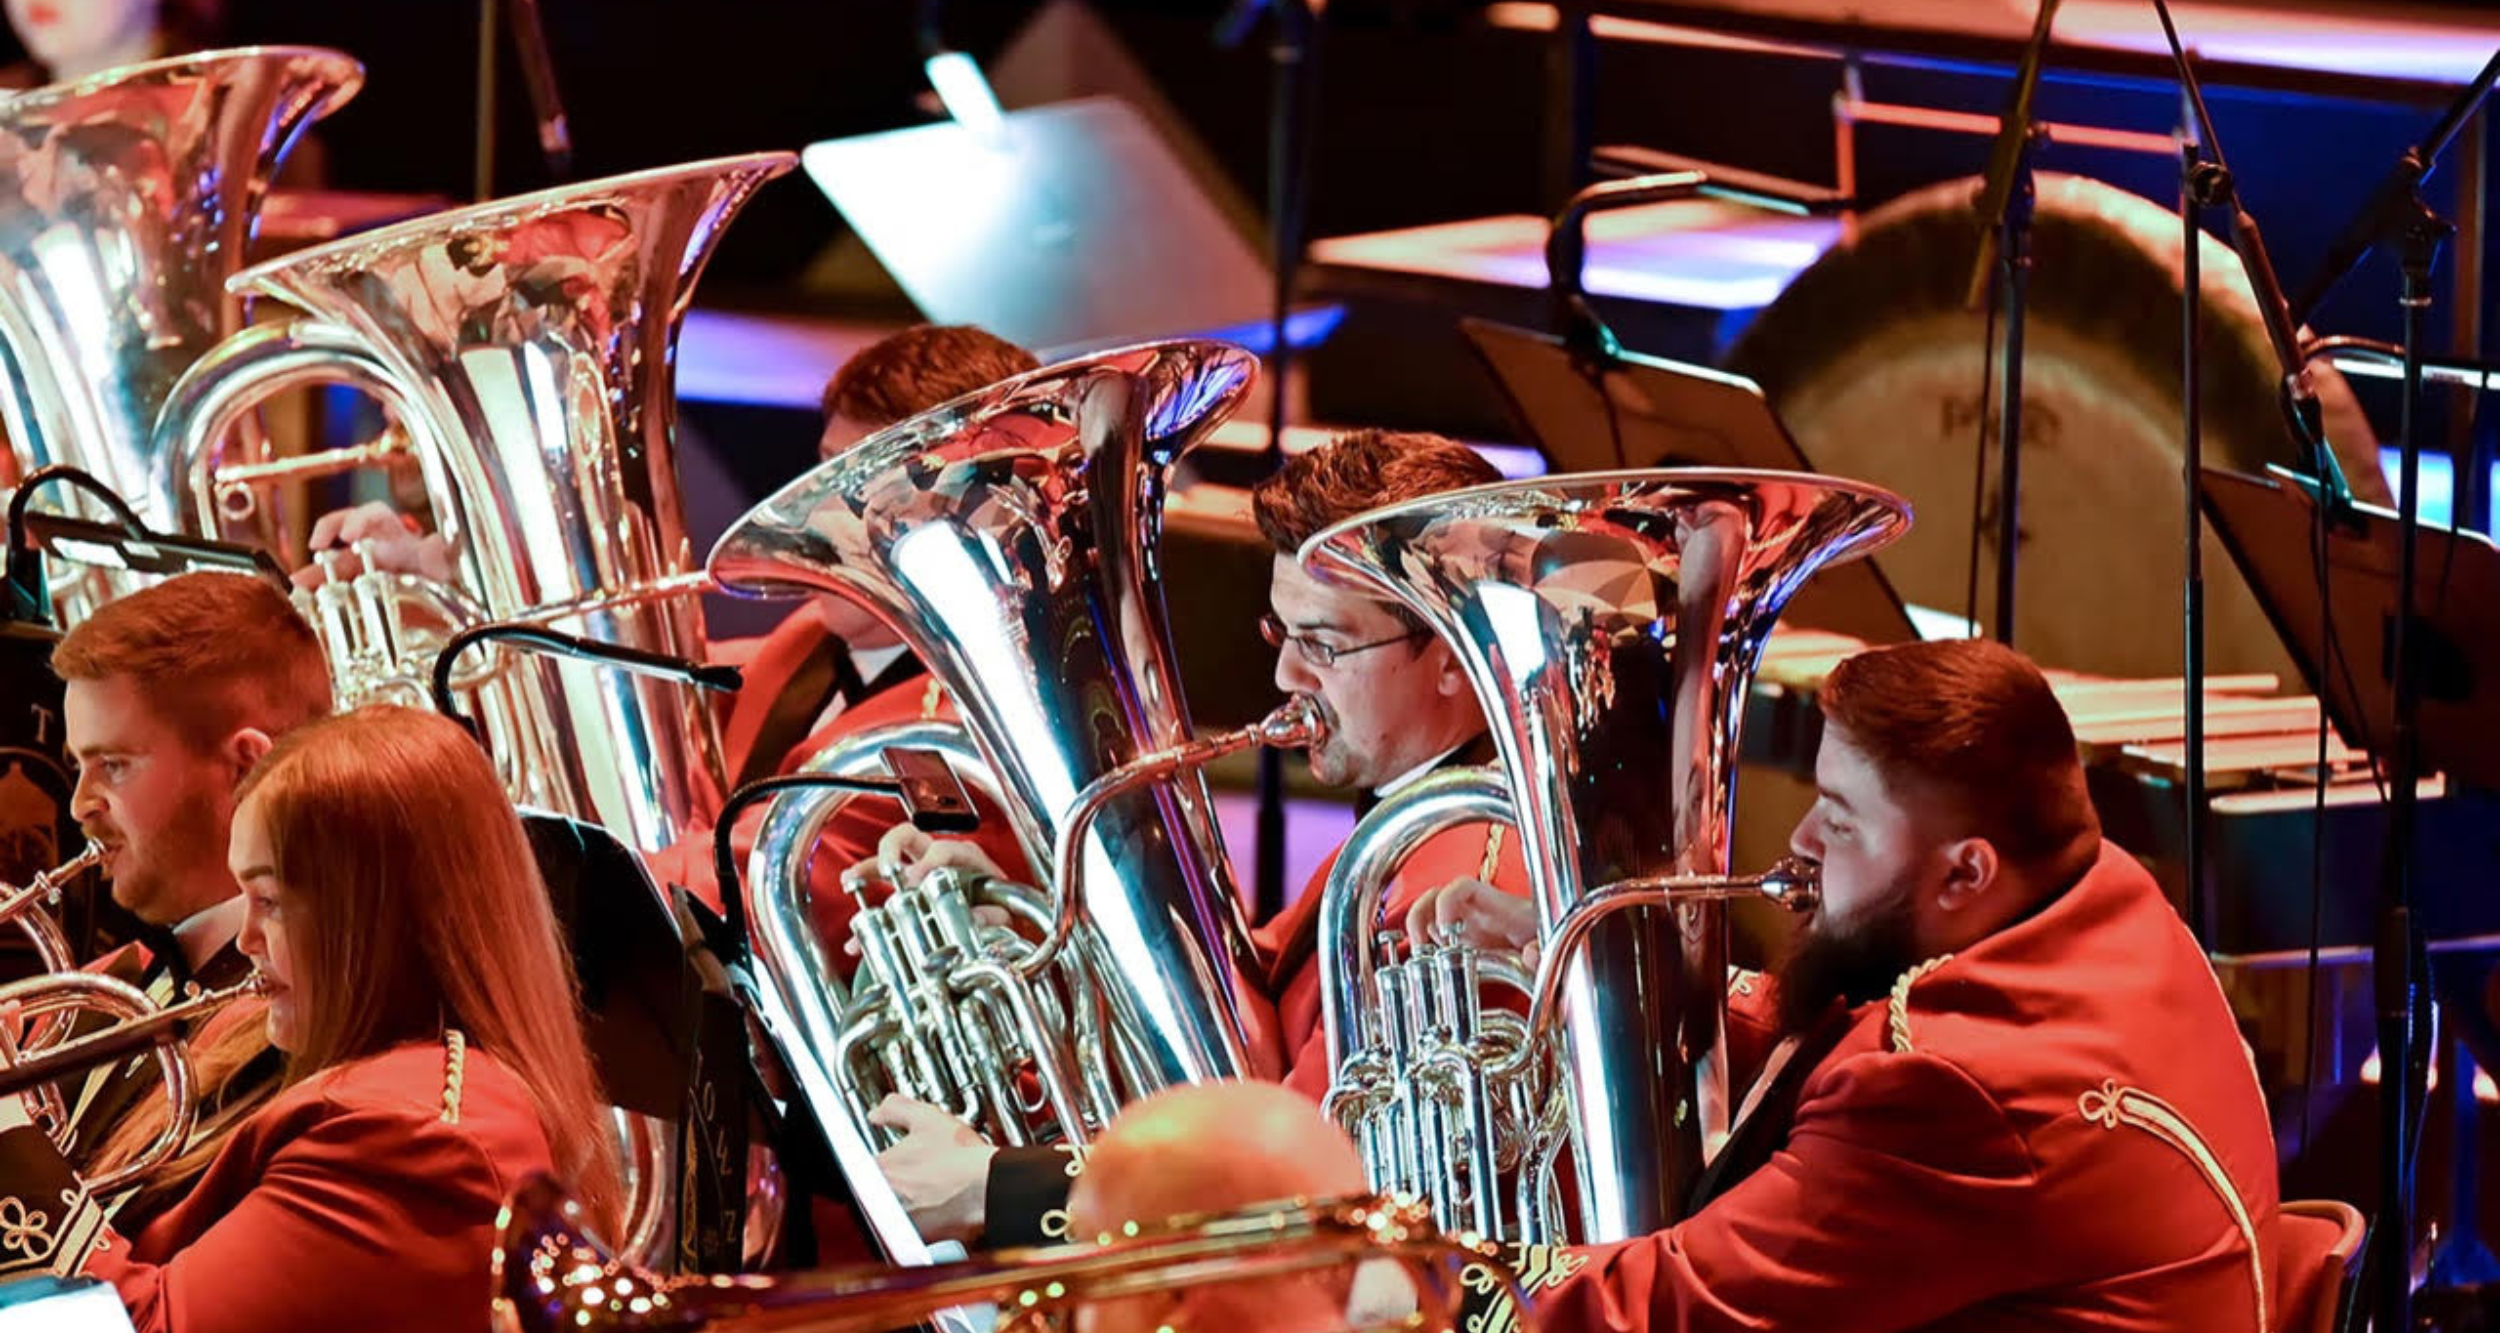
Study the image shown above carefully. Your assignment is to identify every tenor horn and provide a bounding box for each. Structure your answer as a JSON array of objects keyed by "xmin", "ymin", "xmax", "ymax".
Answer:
[
  {"xmin": 1306, "ymin": 468, "xmax": 1909, "ymax": 1243},
  {"xmin": 156, "ymin": 154, "xmax": 796, "ymax": 858},
  {"xmin": 0, "ymin": 967, "xmax": 270, "ymax": 1194},
  {"xmin": 0, "ymin": 46, "xmax": 360, "ymax": 617},
  {"xmin": 711, "ymin": 340, "xmax": 1303, "ymax": 1266},
  {"xmin": 491, "ymin": 1174, "xmax": 1517, "ymax": 1333}
]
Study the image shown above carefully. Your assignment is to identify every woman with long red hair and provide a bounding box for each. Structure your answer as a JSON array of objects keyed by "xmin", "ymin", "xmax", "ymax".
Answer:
[{"xmin": 8, "ymin": 704, "xmax": 621, "ymax": 1333}]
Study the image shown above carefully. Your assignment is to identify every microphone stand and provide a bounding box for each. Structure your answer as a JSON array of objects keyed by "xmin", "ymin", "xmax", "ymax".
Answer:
[
  {"xmin": 1968, "ymin": 0, "xmax": 2061, "ymax": 647},
  {"xmin": 1217, "ymin": 0, "xmax": 1319, "ymax": 924},
  {"xmin": 2278, "ymin": 46, "xmax": 2498, "ymax": 1333},
  {"xmin": 2176, "ymin": 117, "xmax": 2207, "ymax": 945},
  {"xmin": 2164, "ymin": 7, "xmax": 2497, "ymax": 1321}
]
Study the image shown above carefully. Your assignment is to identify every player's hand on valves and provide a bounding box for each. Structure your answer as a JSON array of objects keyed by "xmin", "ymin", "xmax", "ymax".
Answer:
[
  {"xmin": 1402, "ymin": 877, "xmax": 1539, "ymax": 963},
  {"xmin": 291, "ymin": 501, "xmax": 454, "ymax": 589},
  {"xmin": 869, "ymin": 1095, "xmax": 997, "ymax": 1244}
]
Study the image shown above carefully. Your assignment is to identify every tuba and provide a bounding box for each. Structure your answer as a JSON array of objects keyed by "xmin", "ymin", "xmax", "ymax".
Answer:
[
  {"xmin": 492, "ymin": 1174, "xmax": 1519, "ymax": 1333},
  {"xmin": 1306, "ymin": 468, "xmax": 1909, "ymax": 1243},
  {"xmin": 154, "ymin": 153, "xmax": 796, "ymax": 857},
  {"xmin": 0, "ymin": 46, "xmax": 360, "ymax": 618},
  {"xmin": 711, "ymin": 341, "xmax": 1300, "ymax": 1265}
]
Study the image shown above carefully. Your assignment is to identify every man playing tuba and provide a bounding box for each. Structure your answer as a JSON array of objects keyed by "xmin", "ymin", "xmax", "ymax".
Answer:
[
  {"xmin": 1404, "ymin": 639, "xmax": 2282, "ymax": 1333},
  {"xmin": 864, "ymin": 428, "xmax": 1539, "ymax": 1246}
]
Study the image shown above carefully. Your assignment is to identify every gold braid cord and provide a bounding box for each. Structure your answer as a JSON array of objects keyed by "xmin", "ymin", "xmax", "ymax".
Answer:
[
  {"xmin": 1477, "ymin": 823, "xmax": 1506, "ymax": 882},
  {"xmin": 441, "ymin": 1028, "xmax": 468, "ymax": 1125},
  {"xmin": 2078, "ymin": 1080, "xmax": 2268, "ymax": 1333},
  {"xmin": 1884, "ymin": 955, "xmax": 1954, "ymax": 1053}
]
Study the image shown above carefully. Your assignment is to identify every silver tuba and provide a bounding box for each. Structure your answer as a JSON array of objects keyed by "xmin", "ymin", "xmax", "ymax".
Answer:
[
  {"xmin": 154, "ymin": 154, "xmax": 796, "ymax": 857},
  {"xmin": 710, "ymin": 340, "xmax": 1298, "ymax": 1266},
  {"xmin": 0, "ymin": 46, "xmax": 360, "ymax": 617},
  {"xmin": 1306, "ymin": 468, "xmax": 1910, "ymax": 1243}
]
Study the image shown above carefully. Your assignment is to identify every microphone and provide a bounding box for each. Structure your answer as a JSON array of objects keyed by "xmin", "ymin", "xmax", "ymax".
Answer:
[
  {"xmin": 2291, "ymin": 48, "xmax": 2500, "ymax": 324},
  {"xmin": 1967, "ymin": 0, "xmax": 2064, "ymax": 309},
  {"xmin": 505, "ymin": 0, "xmax": 573, "ymax": 179},
  {"xmin": 1546, "ymin": 170, "xmax": 1709, "ymax": 359},
  {"xmin": 430, "ymin": 623, "xmax": 741, "ymax": 732}
]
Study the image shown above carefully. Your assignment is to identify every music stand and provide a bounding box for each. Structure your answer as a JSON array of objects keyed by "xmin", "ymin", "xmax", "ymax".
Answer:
[
  {"xmin": 803, "ymin": 97, "xmax": 1281, "ymax": 354},
  {"xmin": 2200, "ymin": 465, "xmax": 2500, "ymax": 793},
  {"xmin": 1460, "ymin": 316, "xmax": 1917, "ymax": 646}
]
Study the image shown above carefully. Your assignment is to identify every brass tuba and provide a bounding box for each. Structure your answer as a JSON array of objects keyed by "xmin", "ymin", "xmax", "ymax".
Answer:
[
  {"xmin": 711, "ymin": 341, "xmax": 1302, "ymax": 1266},
  {"xmin": 491, "ymin": 1174, "xmax": 1518, "ymax": 1333},
  {"xmin": 1306, "ymin": 468, "xmax": 1910, "ymax": 1243},
  {"xmin": 0, "ymin": 46, "xmax": 360, "ymax": 618},
  {"xmin": 154, "ymin": 154, "xmax": 796, "ymax": 858}
]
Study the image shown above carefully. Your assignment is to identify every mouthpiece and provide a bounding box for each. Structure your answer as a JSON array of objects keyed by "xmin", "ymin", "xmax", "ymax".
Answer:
[{"xmin": 1258, "ymin": 695, "xmax": 1330, "ymax": 749}]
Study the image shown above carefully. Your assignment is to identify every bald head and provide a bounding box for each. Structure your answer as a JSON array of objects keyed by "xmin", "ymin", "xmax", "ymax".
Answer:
[{"xmin": 1068, "ymin": 1082, "xmax": 1363, "ymax": 1243}]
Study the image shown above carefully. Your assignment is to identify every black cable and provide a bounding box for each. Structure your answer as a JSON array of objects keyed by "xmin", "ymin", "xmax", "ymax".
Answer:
[
  {"xmin": 4, "ymin": 465, "xmax": 148, "ymax": 545},
  {"xmin": 1966, "ymin": 274, "xmax": 2001, "ymax": 634},
  {"xmin": 2298, "ymin": 447, "xmax": 2332, "ymax": 1164}
]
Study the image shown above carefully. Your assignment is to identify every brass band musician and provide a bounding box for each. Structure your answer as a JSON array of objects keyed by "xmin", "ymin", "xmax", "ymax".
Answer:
[
  {"xmin": 0, "ymin": 706, "xmax": 619, "ymax": 1333},
  {"xmin": 1398, "ymin": 639, "xmax": 2283, "ymax": 1333},
  {"xmin": 50, "ymin": 573, "xmax": 331, "ymax": 1204},
  {"xmin": 863, "ymin": 429, "xmax": 1538, "ymax": 1245}
]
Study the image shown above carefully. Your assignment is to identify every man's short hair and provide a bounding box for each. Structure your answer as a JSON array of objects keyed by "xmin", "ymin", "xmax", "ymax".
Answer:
[
  {"xmin": 819, "ymin": 325, "xmax": 1040, "ymax": 430},
  {"xmin": 1251, "ymin": 430, "xmax": 1502, "ymax": 632},
  {"xmin": 52, "ymin": 572, "xmax": 332, "ymax": 749},
  {"xmin": 1818, "ymin": 639, "xmax": 2099, "ymax": 865},
  {"xmin": 1250, "ymin": 429, "xmax": 1502, "ymax": 555}
]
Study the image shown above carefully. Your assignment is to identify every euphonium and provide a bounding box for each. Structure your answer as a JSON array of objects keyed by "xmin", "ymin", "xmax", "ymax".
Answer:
[
  {"xmin": 1306, "ymin": 468, "xmax": 1910, "ymax": 1243},
  {"xmin": 156, "ymin": 153, "xmax": 796, "ymax": 857},
  {"xmin": 492, "ymin": 1174, "xmax": 1517, "ymax": 1333},
  {"xmin": 0, "ymin": 46, "xmax": 359, "ymax": 617},
  {"xmin": 741, "ymin": 699, "xmax": 1322, "ymax": 1235},
  {"xmin": 711, "ymin": 340, "xmax": 1299, "ymax": 1265}
]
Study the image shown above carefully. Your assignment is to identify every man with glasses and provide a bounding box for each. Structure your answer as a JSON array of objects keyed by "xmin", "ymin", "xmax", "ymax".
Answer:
[{"xmin": 866, "ymin": 428, "xmax": 1533, "ymax": 1243}]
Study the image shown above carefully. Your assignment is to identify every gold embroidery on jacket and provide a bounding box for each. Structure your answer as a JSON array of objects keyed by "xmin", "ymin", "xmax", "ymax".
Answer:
[{"xmin": 2078, "ymin": 1079, "xmax": 2266, "ymax": 1333}]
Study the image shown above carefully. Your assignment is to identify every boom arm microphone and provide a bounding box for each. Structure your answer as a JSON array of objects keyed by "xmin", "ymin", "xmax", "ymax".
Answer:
[
  {"xmin": 430, "ymin": 622, "xmax": 741, "ymax": 728},
  {"xmin": 1967, "ymin": 0, "xmax": 2064, "ymax": 309}
]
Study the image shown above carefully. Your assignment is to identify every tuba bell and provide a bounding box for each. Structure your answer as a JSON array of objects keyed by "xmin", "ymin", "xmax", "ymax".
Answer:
[
  {"xmin": 710, "ymin": 340, "xmax": 1305, "ymax": 1267},
  {"xmin": 0, "ymin": 46, "xmax": 360, "ymax": 619},
  {"xmin": 154, "ymin": 153, "xmax": 797, "ymax": 858},
  {"xmin": 1306, "ymin": 468, "xmax": 1910, "ymax": 1243}
]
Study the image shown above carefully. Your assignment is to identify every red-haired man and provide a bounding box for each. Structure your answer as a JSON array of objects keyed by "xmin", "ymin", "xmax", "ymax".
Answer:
[{"xmin": 1407, "ymin": 639, "xmax": 2281, "ymax": 1333}]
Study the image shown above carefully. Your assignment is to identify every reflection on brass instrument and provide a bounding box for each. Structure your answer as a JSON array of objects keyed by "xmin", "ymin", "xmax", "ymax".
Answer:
[
  {"xmin": 0, "ymin": 968, "xmax": 270, "ymax": 1194},
  {"xmin": 0, "ymin": 843, "xmax": 101, "ymax": 981},
  {"xmin": 152, "ymin": 156, "xmax": 800, "ymax": 1270},
  {"xmin": 1306, "ymin": 469, "xmax": 1910, "ymax": 1243},
  {"xmin": 155, "ymin": 153, "xmax": 797, "ymax": 860},
  {"xmin": 713, "ymin": 340, "xmax": 1292, "ymax": 1268},
  {"xmin": 743, "ymin": 700, "xmax": 1323, "ymax": 1214},
  {"xmin": 492, "ymin": 1174, "xmax": 1521, "ymax": 1333},
  {"xmin": 0, "ymin": 46, "xmax": 361, "ymax": 618}
]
